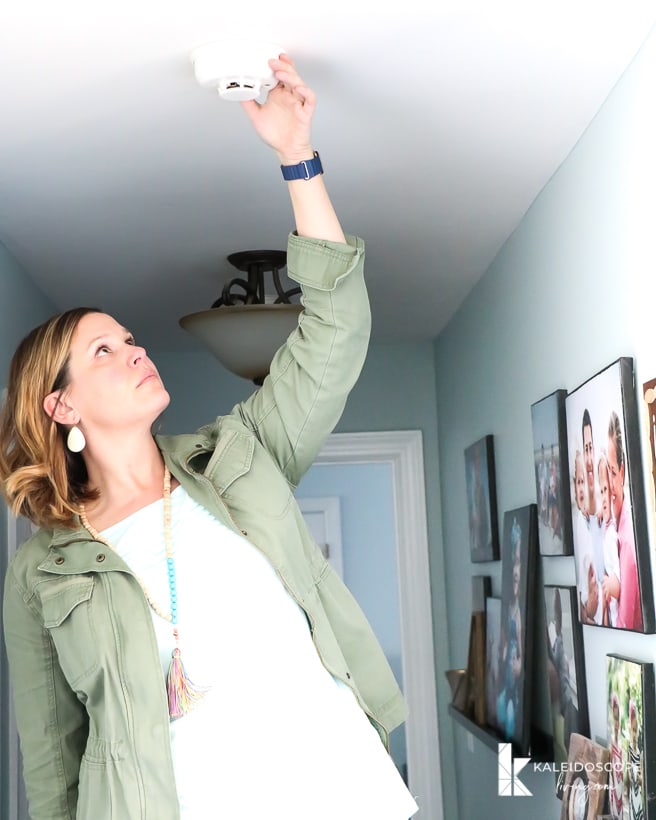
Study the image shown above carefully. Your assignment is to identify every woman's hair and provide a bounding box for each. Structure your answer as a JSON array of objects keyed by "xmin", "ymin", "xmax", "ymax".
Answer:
[
  {"xmin": 608, "ymin": 410, "xmax": 624, "ymax": 471},
  {"xmin": 0, "ymin": 307, "xmax": 101, "ymax": 529}
]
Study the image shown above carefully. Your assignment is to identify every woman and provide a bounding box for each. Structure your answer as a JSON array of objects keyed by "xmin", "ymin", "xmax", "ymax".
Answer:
[
  {"xmin": 1, "ymin": 55, "xmax": 418, "ymax": 820},
  {"xmin": 608, "ymin": 410, "xmax": 642, "ymax": 631}
]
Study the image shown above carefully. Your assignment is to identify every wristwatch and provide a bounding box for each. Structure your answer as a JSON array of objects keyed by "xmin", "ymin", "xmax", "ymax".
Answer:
[{"xmin": 280, "ymin": 151, "xmax": 323, "ymax": 181}]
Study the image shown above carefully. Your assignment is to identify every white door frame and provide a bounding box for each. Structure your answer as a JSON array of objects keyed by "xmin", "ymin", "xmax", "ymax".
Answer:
[{"xmin": 314, "ymin": 429, "xmax": 443, "ymax": 819}]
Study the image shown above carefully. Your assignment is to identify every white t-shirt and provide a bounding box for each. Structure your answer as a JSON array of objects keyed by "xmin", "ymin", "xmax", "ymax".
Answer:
[
  {"xmin": 575, "ymin": 510, "xmax": 603, "ymax": 624},
  {"xmin": 103, "ymin": 486, "xmax": 418, "ymax": 819}
]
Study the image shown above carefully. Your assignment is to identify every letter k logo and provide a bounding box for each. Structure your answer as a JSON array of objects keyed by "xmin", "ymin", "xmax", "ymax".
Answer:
[{"xmin": 498, "ymin": 743, "xmax": 532, "ymax": 797}]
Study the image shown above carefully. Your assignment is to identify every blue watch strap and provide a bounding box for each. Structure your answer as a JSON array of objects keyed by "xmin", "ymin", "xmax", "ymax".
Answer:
[{"xmin": 280, "ymin": 151, "xmax": 323, "ymax": 181}]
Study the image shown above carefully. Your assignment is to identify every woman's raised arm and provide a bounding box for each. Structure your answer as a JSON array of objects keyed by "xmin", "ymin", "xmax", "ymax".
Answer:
[{"xmin": 240, "ymin": 54, "xmax": 345, "ymax": 243}]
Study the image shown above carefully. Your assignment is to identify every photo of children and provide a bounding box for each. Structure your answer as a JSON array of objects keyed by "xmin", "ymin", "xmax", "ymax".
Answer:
[
  {"xmin": 531, "ymin": 390, "xmax": 573, "ymax": 555},
  {"xmin": 495, "ymin": 505, "xmax": 537, "ymax": 753},
  {"xmin": 485, "ymin": 596, "xmax": 502, "ymax": 731},
  {"xmin": 606, "ymin": 655, "xmax": 656, "ymax": 820},
  {"xmin": 565, "ymin": 359, "xmax": 654, "ymax": 633},
  {"xmin": 544, "ymin": 586, "xmax": 589, "ymax": 781},
  {"xmin": 465, "ymin": 435, "xmax": 499, "ymax": 562}
]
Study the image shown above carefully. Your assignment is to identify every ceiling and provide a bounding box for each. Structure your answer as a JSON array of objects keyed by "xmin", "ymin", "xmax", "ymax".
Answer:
[{"xmin": 1, "ymin": 2, "xmax": 655, "ymax": 352}]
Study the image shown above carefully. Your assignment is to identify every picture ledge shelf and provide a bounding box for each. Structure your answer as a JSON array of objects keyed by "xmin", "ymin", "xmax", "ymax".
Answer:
[{"xmin": 448, "ymin": 704, "xmax": 553, "ymax": 762}]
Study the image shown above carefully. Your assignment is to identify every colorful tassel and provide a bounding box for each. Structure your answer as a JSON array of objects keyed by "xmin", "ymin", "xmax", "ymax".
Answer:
[
  {"xmin": 81, "ymin": 467, "xmax": 210, "ymax": 721},
  {"xmin": 166, "ymin": 647, "xmax": 208, "ymax": 719}
]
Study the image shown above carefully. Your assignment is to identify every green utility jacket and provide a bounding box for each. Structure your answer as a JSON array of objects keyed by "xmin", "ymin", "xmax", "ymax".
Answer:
[{"xmin": 3, "ymin": 233, "xmax": 407, "ymax": 820}]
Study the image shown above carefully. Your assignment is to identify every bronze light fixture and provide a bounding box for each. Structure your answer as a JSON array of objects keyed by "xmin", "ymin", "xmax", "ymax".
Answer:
[{"xmin": 180, "ymin": 249, "xmax": 302, "ymax": 385}]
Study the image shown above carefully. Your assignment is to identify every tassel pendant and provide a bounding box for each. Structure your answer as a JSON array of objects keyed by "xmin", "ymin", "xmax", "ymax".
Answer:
[{"xmin": 166, "ymin": 647, "xmax": 207, "ymax": 719}]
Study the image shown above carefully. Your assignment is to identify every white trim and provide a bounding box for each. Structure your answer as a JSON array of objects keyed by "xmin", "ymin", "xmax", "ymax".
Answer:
[{"xmin": 315, "ymin": 430, "xmax": 443, "ymax": 819}]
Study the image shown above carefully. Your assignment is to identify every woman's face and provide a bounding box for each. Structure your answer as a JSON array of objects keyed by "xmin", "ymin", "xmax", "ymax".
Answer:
[
  {"xmin": 575, "ymin": 455, "xmax": 586, "ymax": 511},
  {"xmin": 607, "ymin": 436, "xmax": 625, "ymax": 521},
  {"xmin": 61, "ymin": 313, "xmax": 169, "ymax": 439}
]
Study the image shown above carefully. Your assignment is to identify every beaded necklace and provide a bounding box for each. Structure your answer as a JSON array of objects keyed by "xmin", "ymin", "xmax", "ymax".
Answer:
[{"xmin": 79, "ymin": 466, "xmax": 207, "ymax": 719}]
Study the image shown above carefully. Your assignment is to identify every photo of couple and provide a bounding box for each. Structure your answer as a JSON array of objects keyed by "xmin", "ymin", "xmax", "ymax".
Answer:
[{"xmin": 566, "ymin": 359, "xmax": 653, "ymax": 633}]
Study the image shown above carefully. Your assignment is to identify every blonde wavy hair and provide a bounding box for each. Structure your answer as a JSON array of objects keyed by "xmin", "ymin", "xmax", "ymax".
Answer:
[{"xmin": 0, "ymin": 308, "xmax": 101, "ymax": 529}]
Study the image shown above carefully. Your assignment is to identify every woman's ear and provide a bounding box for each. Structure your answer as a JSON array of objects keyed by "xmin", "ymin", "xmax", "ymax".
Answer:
[{"xmin": 43, "ymin": 390, "xmax": 77, "ymax": 425}]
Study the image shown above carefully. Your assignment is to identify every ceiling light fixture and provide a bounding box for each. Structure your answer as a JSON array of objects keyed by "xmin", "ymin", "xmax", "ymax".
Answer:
[
  {"xmin": 190, "ymin": 39, "xmax": 285, "ymax": 102},
  {"xmin": 179, "ymin": 250, "xmax": 302, "ymax": 385}
]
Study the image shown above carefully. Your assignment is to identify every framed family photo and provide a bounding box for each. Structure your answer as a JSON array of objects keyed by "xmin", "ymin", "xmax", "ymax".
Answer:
[
  {"xmin": 559, "ymin": 734, "xmax": 610, "ymax": 820},
  {"xmin": 471, "ymin": 575, "xmax": 492, "ymax": 613},
  {"xmin": 494, "ymin": 505, "xmax": 537, "ymax": 754},
  {"xmin": 464, "ymin": 435, "xmax": 500, "ymax": 562},
  {"xmin": 565, "ymin": 358, "xmax": 654, "ymax": 633},
  {"xmin": 531, "ymin": 389, "xmax": 573, "ymax": 555},
  {"xmin": 607, "ymin": 655, "xmax": 656, "ymax": 820},
  {"xmin": 484, "ymin": 596, "xmax": 502, "ymax": 732},
  {"xmin": 642, "ymin": 377, "xmax": 656, "ymax": 534},
  {"xmin": 543, "ymin": 585, "xmax": 589, "ymax": 789}
]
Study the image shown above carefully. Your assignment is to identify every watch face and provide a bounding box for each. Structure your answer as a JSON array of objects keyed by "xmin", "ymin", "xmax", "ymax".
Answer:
[{"xmin": 567, "ymin": 773, "xmax": 589, "ymax": 820}]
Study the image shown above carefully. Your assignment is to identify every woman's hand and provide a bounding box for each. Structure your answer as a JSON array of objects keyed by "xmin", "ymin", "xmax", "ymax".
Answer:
[{"xmin": 240, "ymin": 54, "xmax": 315, "ymax": 165}]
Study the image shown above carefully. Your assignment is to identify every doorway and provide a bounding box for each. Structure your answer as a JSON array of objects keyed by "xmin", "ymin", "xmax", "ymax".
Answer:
[{"xmin": 302, "ymin": 430, "xmax": 443, "ymax": 819}]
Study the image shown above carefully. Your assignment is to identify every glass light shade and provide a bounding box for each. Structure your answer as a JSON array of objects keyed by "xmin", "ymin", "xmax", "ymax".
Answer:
[{"xmin": 179, "ymin": 303, "xmax": 303, "ymax": 383}]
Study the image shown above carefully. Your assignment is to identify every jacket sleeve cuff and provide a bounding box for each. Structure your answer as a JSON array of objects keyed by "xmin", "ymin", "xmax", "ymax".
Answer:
[{"xmin": 286, "ymin": 232, "xmax": 365, "ymax": 291}]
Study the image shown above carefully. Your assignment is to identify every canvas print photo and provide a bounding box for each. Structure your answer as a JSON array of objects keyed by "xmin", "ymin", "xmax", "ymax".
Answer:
[
  {"xmin": 472, "ymin": 575, "xmax": 492, "ymax": 613},
  {"xmin": 485, "ymin": 596, "xmax": 502, "ymax": 732},
  {"xmin": 495, "ymin": 505, "xmax": 537, "ymax": 753},
  {"xmin": 544, "ymin": 586, "xmax": 589, "ymax": 777},
  {"xmin": 606, "ymin": 655, "xmax": 656, "ymax": 820},
  {"xmin": 565, "ymin": 358, "xmax": 654, "ymax": 633},
  {"xmin": 560, "ymin": 733, "xmax": 610, "ymax": 820},
  {"xmin": 464, "ymin": 435, "xmax": 500, "ymax": 562},
  {"xmin": 531, "ymin": 389, "xmax": 573, "ymax": 555},
  {"xmin": 642, "ymin": 377, "xmax": 656, "ymax": 532}
]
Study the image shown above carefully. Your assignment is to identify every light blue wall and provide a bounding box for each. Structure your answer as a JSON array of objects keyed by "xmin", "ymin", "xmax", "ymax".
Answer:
[
  {"xmin": 0, "ymin": 243, "xmax": 56, "ymax": 385},
  {"xmin": 435, "ymin": 26, "xmax": 656, "ymax": 820},
  {"xmin": 154, "ymin": 339, "xmax": 456, "ymax": 816},
  {"xmin": 0, "ymin": 243, "xmax": 57, "ymax": 820}
]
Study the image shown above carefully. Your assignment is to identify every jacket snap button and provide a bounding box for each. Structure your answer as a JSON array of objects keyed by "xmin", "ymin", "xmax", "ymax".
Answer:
[
  {"xmin": 241, "ymin": 530, "xmax": 248, "ymax": 536},
  {"xmin": 54, "ymin": 556, "xmax": 65, "ymax": 565},
  {"xmin": 346, "ymin": 672, "xmax": 351, "ymax": 680},
  {"xmin": 96, "ymin": 553, "xmax": 106, "ymax": 563}
]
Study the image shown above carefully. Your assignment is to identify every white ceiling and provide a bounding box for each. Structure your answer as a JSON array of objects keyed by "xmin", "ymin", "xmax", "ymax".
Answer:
[{"xmin": 1, "ymin": 1, "xmax": 655, "ymax": 351}]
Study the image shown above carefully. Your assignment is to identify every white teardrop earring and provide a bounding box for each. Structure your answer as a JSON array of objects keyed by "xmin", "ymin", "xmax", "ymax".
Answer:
[{"xmin": 66, "ymin": 425, "xmax": 86, "ymax": 453}]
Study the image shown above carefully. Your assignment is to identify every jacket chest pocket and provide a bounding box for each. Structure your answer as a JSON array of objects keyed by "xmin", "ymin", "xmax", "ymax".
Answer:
[
  {"xmin": 39, "ymin": 576, "xmax": 98, "ymax": 687},
  {"xmin": 208, "ymin": 429, "xmax": 293, "ymax": 519}
]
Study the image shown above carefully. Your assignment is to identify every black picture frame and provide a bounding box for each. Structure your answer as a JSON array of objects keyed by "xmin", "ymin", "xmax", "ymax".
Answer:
[
  {"xmin": 531, "ymin": 389, "xmax": 573, "ymax": 555},
  {"xmin": 465, "ymin": 435, "xmax": 500, "ymax": 562},
  {"xmin": 495, "ymin": 504, "xmax": 538, "ymax": 755},
  {"xmin": 484, "ymin": 596, "xmax": 502, "ymax": 733},
  {"xmin": 565, "ymin": 357, "xmax": 654, "ymax": 633},
  {"xmin": 607, "ymin": 654, "xmax": 656, "ymax": 819},
  {"xmin": 543, "ymin": 585, "xmax": 589, "ymax": 796},
  {"xmin": 472, "ymin": 575, "xmax": 492, "ymax": 613}
]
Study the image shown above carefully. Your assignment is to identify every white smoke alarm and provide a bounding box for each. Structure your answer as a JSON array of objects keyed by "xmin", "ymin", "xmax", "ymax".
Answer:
[{"xmin": 191, "ymin": 40, "xmax": 285, "ymax": 102}]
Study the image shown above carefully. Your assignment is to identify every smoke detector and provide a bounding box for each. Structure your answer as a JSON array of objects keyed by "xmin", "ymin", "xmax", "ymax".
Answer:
[{"xmin": 191, "ymin": 40, "xmax": 285, "ymax": 101}]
